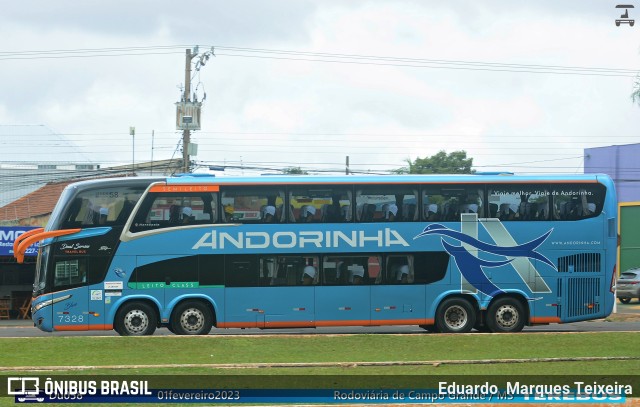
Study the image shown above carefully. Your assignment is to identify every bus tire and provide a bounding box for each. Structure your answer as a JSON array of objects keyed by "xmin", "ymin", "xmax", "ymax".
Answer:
[
  {"xmin": 114, "ymin": 302, "xmax": 157, "ymax": 336},
  {"xmin": 486, "ymin": 297, "xmax": 525, "ymax": 333},
  {"xmin": 435, "ymin": 297, "xmax": 475, "ymax": 333},
  {"xmin": 171, "ymin": 301, "xmax": 213, "ymax": 335}
]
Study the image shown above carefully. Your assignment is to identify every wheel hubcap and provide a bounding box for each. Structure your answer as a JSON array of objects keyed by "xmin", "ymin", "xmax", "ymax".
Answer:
[
  {"xmin": 124, "ymin": 310, "xmax": 149, "ymax": 334},
  {"xmin": 180, "ymin": 308, "xmax": 205, "ymax": 333},
  {"xmin": 444, "ymin": 305, "xmax": 468, "ymax": 330},
  {"xmin": 495, "ymin": 305, "xmax": 518, "ymax": 328}
]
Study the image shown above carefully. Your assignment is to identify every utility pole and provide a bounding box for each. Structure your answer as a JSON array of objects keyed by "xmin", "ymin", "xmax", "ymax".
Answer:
[
  {"xmin": 176, "ymin": 46, "xmax": 213, "ymax": 173},
  {"xmin": 182, "ymin": 48, "xmax": 193, "ymax": 173}
]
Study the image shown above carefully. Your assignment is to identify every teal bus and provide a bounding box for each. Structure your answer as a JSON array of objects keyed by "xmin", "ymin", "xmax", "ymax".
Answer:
[{"xmin": 18, "ymin": 173, "xmax": 617, "ymax": 335}]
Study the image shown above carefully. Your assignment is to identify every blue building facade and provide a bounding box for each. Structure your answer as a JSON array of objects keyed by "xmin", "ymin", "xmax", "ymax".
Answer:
[{"xmin": 584, "ymin": 143, "xmax": 640, "ymax": 203}]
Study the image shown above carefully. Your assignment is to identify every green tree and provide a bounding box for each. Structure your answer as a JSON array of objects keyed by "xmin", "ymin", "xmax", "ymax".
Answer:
[
  {"xmin": 396, "ymin": 150, "xmax": 475, "ymax": 174},
  {"xmin": 282, "ymin": 167, "xmax": 308, "ymax": 175}
]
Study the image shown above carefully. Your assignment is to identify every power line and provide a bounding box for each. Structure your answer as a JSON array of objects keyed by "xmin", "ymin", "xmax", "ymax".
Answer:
[{"xmin": 0, "ymin": 44, "xmax": 636, "ymax": 77}]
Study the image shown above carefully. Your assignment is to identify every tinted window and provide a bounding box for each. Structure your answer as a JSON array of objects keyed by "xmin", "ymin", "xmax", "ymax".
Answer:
[
  {"xmin": 413, "ymin": 252, "xmax": 449, "ymax": 284},
  {"xmin": 61, "ymin": 186, "xmax": 146, "ymax": 229},
  {"xmin": 262, "ymin": 255, "xmax": 319, "ymax": 286},
  {"xmin": 552, "ymin": 183, "xmax": 605, "ymax": 220},
  {"xmin": 488, "ymin": 184, "xmax": 550, "ymax": 221},
  {"xmin": 423, "ymin": 185, "xmax": 484, "ymax": 221},
  {"xmin": 322, "ymin": 255, "xmax": 378, "ymax": 285},
  {"xmin": 221, "ymin": 187, "xmax": 285, "ymax": 223},
  {"xmin": 199, "ymin": 255, "xmax": 225, "ymax": 286},
  {"xmin": 289, "ymin": 186, "xmax": 352, "ymax": 223},
  {"xmin": 356, "ymin": 186, "xmax": 418, "ymax": 222},
  {"xmin": 130, "ymin": 192, "xmax": 217, "ymax": 232},
  {"xmin": 52, "ymin": 257, "xmax": 87, "ymax": 289},
  {"xmin": 225, "ymin": 255, "xmax": 259, "ymax": 287},
  {"xmin": 132, "ymin": 256, "xmax": 198, "ymax": 286}
]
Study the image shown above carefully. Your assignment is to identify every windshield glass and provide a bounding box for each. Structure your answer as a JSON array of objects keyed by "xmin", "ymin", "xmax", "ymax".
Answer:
[
  {"xmin": 33, "ymin": 245, "xmax": 50, "ymax": 295},
  {"xmin": 58, "ymin": 185, "xmax": 145, "ymax": 229},
  {"xmin": 46, "ymin": 187, "xmax": 76, "ymax": 232}
]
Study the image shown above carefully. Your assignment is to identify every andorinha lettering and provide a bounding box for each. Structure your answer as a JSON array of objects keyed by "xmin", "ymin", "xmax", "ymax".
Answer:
[{"xmin": 192, "ymin": 228, "xmax": 410, "ymax": 250}]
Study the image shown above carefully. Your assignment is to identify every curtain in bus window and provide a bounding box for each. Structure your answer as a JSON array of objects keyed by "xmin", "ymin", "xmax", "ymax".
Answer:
[
  {"xmin": 289, "ymin": 186, "xmax": 352, "ymax": 223},
  {"xmin": 355, "ymin": 186, "xmax": 418, "ymax": 222},
  {"xmin": 221, "ymin": 187, "xmax": 285, "ymax": 223}
]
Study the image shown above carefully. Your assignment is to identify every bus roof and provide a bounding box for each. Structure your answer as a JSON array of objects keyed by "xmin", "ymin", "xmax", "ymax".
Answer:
[{"xmin": 163, "ymin": 173, "xmax": 608, "ymax": 186}]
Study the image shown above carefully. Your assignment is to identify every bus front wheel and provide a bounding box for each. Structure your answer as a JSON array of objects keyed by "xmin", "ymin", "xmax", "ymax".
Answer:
[
  {"xmin": 486, "ymin": 297, "xmax": 525, "ymax": 333},
  {"xmin": 435, "ymin": 298, "xmax": 475, "ymax": 333},
  {"xmin": 171, "ymin": 301, "xmax": 213, "ymax": 335},
  {"xmin": 114, "ymin": 302, "xmax": 158, "ymax": 336}
]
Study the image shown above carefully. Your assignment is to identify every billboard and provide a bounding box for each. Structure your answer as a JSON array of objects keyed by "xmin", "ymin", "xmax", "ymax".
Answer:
[{"xmin": 0, "ymin": 227, "xmax": 39, "ymax": 257}]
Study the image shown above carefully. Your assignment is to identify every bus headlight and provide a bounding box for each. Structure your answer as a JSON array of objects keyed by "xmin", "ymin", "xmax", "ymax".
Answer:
[{"xmin": 33, "ymin": 295, "xmax": 72, "ymax": 313}]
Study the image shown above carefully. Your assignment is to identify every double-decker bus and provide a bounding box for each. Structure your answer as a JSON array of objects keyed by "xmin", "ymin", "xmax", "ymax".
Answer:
[{"xmin": 17, "ymin": 173, "xmax": 617, "ymax": 335}]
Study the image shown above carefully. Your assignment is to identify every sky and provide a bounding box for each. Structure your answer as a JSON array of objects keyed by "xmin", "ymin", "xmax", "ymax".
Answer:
[{"xmin": 0, "ymin": 0, "xmax": 639, "ymax": 176}]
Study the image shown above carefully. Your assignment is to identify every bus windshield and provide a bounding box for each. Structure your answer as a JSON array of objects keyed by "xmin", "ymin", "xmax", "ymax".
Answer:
[{"xmin": 33, "ymin": 179, "xmax": 154, "ymax": 297}]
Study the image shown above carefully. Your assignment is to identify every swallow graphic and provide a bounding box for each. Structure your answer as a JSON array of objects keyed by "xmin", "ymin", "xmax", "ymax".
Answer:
[{"xmin": 415, "ymin": 223, "xmax": 555, "ymax": 297}]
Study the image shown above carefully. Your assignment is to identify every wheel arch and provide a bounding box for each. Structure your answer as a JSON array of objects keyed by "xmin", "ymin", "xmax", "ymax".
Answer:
[
  {"xmin": 110, "ymin": 295, "xmax": 162, "ymax": 327},
  {"xmin": 166, "ymin": 295, "xmax": 219, "ymax": 327}
]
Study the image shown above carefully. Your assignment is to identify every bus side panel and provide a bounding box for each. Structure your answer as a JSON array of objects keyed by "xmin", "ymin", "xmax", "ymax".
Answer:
[
  {"xmin": 222, "ymin": 287, "xmax": 314, "ymax": 328},
  {"xmin": 315, "ymin": 286, "xmax": 370, "ymax": 326},
  {"xmin": 370, "ymin": 285, "xmax": 427, "ymax": 325}
]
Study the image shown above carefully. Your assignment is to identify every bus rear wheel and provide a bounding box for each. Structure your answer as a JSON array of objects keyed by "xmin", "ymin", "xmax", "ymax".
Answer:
[
  {"xmin": 486, "ymin": 297, "xmax": 525, "ymax": 333},
  {"xmin": 171, "ymin": 301, "xmax": 213, "ymax": 335},
  {"xmin": 114, "ymin": 302, "xmax": 157, "ymax": 336},
  {"xmin": 435, "ymin": 298, "xmax": 475, "ymax": 333}
]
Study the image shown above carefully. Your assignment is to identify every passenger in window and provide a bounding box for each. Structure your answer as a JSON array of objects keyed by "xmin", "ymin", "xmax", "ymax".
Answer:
[
  {"xmin": 426, "ymin": 204, "xmax": 439, "ymax": 221},
  {"xmin": 98, "ymin": 207, "xmax": 109, "ymax": 225},
  {"xmin": 300, "ymin": 205, "xmax": 316, "ymax": 222},
  {"xmin": 350, "ymin": 264, "xmax": 365, "ymax": 285},
  {"xmin": 396, "ymin": 265, "xmax": 409, "ymax": 284},
  {"xmin": 302, "ymin": 265, "xmax": 316, "ymax": 285},
  {"xmin": 224, "ymin": 205, "xmax": 234, "ymax": 222},
  {"xmin": 182, "ymin": 207, "xmax": 194, "ymax": 224},
  {"xmin": 383, "ymin": 204, "xmax": 398, "ymax": 222},
  {"xmin": 263, "ymin": 205, "xmax": 276, "ymax": 223}
]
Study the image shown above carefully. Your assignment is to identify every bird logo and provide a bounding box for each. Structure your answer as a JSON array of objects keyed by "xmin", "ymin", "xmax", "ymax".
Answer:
[{"xmin": 415, "ymin": 224, "xmax": 555, "ymax": 297}]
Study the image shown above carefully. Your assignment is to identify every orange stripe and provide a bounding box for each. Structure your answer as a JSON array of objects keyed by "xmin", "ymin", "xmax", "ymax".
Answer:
[
  {"xmin": 15, "ymin": 229, "xmax": 81, "ymax": 263},
  {"xmin": 13, "ymin": 228, "xmax": 44, "ymax": 255},
  {"xmin": 263, "ymin": 321, "xmax": 315, "ymax": 328},
  {"xmin": 529, "ymin": 316, "xmax": 561, "ymax": 324},
  {"xmin": 149, "ymin": 184, "xmax": 219, "ymax": 193},
  {"xmin": 55, "ymin": 324, "xmax": 113, "ymax": 331},
  {"xmin": 219, "ymin": 319, "xmax": 435, "ymax": 329},
  {"xmin": 186, "ymin": 180, "xmax": 600, "ymax": 187}
]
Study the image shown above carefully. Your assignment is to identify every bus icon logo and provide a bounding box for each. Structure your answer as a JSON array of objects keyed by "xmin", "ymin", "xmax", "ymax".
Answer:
[
  {"xmin": 7, "ymin": 377, "xmax": 44, "ymax": 402},
  {"xmin": 616, "ymin": 4, "xmax": 635, "ymax": 26}
]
